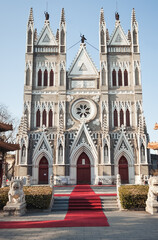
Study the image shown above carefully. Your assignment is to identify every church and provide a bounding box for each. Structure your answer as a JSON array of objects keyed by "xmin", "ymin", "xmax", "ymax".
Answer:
[{"xmin": 15, "ymin": 8, "xmax": 150, "ymax": 185}]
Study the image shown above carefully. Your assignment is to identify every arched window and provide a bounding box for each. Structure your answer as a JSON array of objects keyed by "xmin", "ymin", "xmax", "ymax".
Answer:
[
  {"xmin": 21, "ymin": 144, "xmax": 26, "ymax": 164},
  {"xmin": 135, "ymin": 67, "xmax": 139, "ymax": 85},
  {"xmin": 58, "ymin": 144, "xmax": 63, "ymax": 164},
  {"xmin": 50, "ymin": 69, "xmax": 54, "ymax": 86},
  {"xmin": 141, "ymin": 143, "xmax": 145, "ymax": 163},
  {"xmin": 126, "ymin": 109, "xmax": 130, "ymax": 127},
  {"xmin": 114, "ymin": 109, "xmax": 118, "ymax": 127},
  {"xmin": 101, "ymin": 30, "xmax": 105, "ymax": 45},
  {"xmin": 36, "ymin": 109, "xmax": 40, "ymax": 127},
  {"xmin": 38, "ymin": 69, "xmax": 42, "ymax": 86},
  {"xmin": 104, "ymin": 144, "xmax": 108, "ymax": 163},
  {"xmin": 28, "ymin": 29, "xmax": 32, "ymax": 45},
  {"xmin": 133, "ymin": 29, "xmax": 137, "ymax": 45},
  {"xmin": 124, "ymin": 69, "xmax": 128, "ymax": 86},
  {"xmin": 61, "ymin": 29, "xmax": 65, "ymax": 45},
  {"xmin": 44, "ymin": 69, "xmax": 48, "ymax": 86},
  {"xmin": 120, "ymin": 109, "xmax": 124, "ymax": 126},
  {"xmin": 118, "ymin": 69, "xmax": 122, "ymax": 86},
  {"xmin": 42, "ymin": 109, "xmax": 47, "ymax": 126},
  {"xmin": 102, "ymin": 68, "xmax": 106, "ymax": 86},
  {"xmin": 60, "ymin": 68, "xmax": 64, "ymax": 86},
  {"xmin": 112, "ymin": 69, "xmax": 116, "ymax": 86},
  {"xmin": 48, "ymin": 109, "xmax": 53, "ymax": 127},
  {"xmin": 26, "ymin": 68, "xmax": 30, "ymax": 86}
]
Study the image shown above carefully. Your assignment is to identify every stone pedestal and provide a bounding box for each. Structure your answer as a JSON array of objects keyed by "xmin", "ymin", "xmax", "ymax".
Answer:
[{"xmin": 3, "ymin": 202, "xmax": 26, "ymax": 216}]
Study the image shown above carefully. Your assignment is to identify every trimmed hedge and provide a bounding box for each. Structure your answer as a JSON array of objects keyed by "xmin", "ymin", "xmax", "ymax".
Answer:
[
  {"xmin": 119, "ymin": 185, "xmax": 149, "ymax": 210},
  {"xmin": 0, "ymin": 186, "xmax": 53, "ymax": 210}
]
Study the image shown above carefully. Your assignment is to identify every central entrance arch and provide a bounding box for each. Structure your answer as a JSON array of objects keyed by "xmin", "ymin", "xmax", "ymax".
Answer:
[
  {"xmin": 77, "ymin": 152, "xmax": 91, "ymax": 185},
  {"xmin": 119, "ymin": 156, "xmax": 129, "ymax": 184},
  {"xmin": 39, "ymin": 157, "xmax": 48, "ymax": 184}
]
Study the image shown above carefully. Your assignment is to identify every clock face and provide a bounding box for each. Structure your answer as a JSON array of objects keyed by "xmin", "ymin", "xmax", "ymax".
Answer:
[{"xmin": 71, "ymin": 99, "xmax": 97, "ymax": 122}]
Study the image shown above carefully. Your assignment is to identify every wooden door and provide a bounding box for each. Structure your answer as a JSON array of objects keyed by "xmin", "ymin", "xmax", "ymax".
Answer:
[
  {"xmin": 39, "ymin": 157, "xmax": 48, "ymax": 184},
  {"xmin": 77, "ymin": 152, "xmax": 90, "ymax": 185},
  {"xmin": 119, "ymin": 156, "xmax": 129, "ymax": 184}
]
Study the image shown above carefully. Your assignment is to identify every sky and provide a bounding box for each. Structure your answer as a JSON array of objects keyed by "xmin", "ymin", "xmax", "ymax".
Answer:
[{"xmin": 0, "ymin": 0, "xmax": 158, "ymax": 147}]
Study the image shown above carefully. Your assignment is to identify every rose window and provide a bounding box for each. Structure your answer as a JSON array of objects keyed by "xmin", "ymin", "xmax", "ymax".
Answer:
[
  {"xmin": 76, "ymin": 104, "xmax": 90, "ymax": 118},
  {"xmin": 71, "ymin": 99, "xmax": 97, "ymax": 122}
]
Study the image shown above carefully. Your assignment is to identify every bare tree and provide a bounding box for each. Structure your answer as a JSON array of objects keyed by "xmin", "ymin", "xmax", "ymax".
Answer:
[{"xmin": 0, "ymin": 103, "xmax": 19, "ymax": 143}]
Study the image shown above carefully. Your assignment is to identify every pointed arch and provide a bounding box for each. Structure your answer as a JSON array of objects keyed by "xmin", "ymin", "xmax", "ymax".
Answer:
[
  {"xmin": 120, "ymin": 109, "xmax": 124, "ymax": 126},
  {"xmin": 124, "ymin": 69, "xmax": 128, "ymax": 86},
  {"xmin": 38, "ymin": 69, "xmax": 42, "ymax": 86},
  {"xmin": 21, "ymin": 144, "xmax": 26, "ymax": 164},
  {"xmin": 102, "ymin": 68, "xmax": 106, "ymax": 86},
  {"xmin": 104, "ymin": 144, "xmax": 108, "ymax": 163},
  {"xmin": 48, "ymin": 109, "xmax": 53, "ymax": 127},
  {"xmin": 50, "ymin": 69, "xmax": 54, "ymax": 86},
  {"xmin": 60, "ymin": 29, "xmax": 65, "ymax": 45},
  {"xmin": 141, "ymin": 143, "xmax": 145, "ymax": 163},
  {"xmin": 114, "ymin": 109, "xmax": 118, "ymax": 127},
  {"xmin": 36, "ymin": 109, "xmax": 40, "ymax": 127},
  {"xmin": 42, "ymin": 109, "xmax": 47, "ymax": 126},
  {"xmin": 112, "ymin": 69, "xmax": 116, "ymax": 86},
  {"xmin": 135, "ymin": 67, "xmax": 139, "ymax": 85},
  {"xmin": 44, "ymin": 69, "xmax": 48, "ymax": 86},
  {"xmin": 126, "ymin": 109, "xmax": 130, "ymax": 127},
  {"xmin": 101, "ymin": 29, "xmax": 105, "ymax": 45},
  {"xmin": 26, "ymin": 68, "xmax": 30, "ymax": 86},
  {"xmin": 118, "ymin": 69, "xmax": 122, "ymax": 86},
  {"xmin": 60, "ymin": 68, "xmax": 64, "ymax": 86},
  {"xmin": 133, "ymin": 29, "xmax": 137, "ymax": 45},
  {"xmin": 28, "ymin": 29, "xmax": 32, "ymax": 45},
  {"xmin": 58, "ymin": 144, "xmax": 63, "ymax": 164}
]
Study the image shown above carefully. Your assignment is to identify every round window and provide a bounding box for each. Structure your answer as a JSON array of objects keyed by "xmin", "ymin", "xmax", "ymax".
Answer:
[{"xmin": 71, "ymin": 99, "xmax": 96, "ymax": 122}]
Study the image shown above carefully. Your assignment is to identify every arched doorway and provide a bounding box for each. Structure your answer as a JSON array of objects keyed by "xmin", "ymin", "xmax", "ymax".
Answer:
[
  {"xmin": 39, "ymin": 157, "xmax": 48, "ymax": 184},
  {"xmin": 77, "ymin": 152, "xmax": 90, "ymax": 185},
  {"xmin": 119, "ymin": 156, "xmax": 129, "ymax": 184}
]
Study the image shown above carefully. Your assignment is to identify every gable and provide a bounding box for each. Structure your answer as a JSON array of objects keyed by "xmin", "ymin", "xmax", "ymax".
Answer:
[
  {"xmin": 68, "ymin": 45, "xmax": 98, "ymax": 76},
  {"xmin": 36, "ymin": 25, "xmax": 57, "ymax": 46},
  {"xmin": 108, "ymin": 25, "xmax": 130, "ymax": 46}
]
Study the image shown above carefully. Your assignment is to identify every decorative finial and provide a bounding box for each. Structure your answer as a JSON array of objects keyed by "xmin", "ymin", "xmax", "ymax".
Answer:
[
  {"xmin": 132, "ymin": 8, "xmax": 136, "ymax": 23},
  {"xmin": 61, "ymin": 8, "xmax": 65, "ymax": 23},
  {"xmin": 80, "ymin": 34, "xmax": 87, "ymax": 43},
  {"xmin": 100, "ymin": 8, "xmax": 105, "ymax": 24},
  {"xmin": 29, "ymin": 8, "xmax": 34, "ymax": 22}
]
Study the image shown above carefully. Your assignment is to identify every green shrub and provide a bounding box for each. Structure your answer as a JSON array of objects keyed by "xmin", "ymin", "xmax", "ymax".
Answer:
[
  {"xmin": 0, "ymin": 187, "xmax": 9, "ymax": 209},
  {"xmin": 0, "ymin": 186, "xmax": 53, "ymax": 210},
  {"xmin": 119, "ymin": 185, "xmax": 149, "ymax": 210}
]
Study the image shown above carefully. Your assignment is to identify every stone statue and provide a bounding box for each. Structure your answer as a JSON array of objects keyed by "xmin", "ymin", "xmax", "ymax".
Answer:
[
  {"xmin": 80, "ymin": 34, "xmax": 87, "ymax": 43},
  {"xmin": 146, "ymin": 176, "xmax": 158, "ymax": 215},
  {"xmin": 45, "ymin": 12, "xmax": 49, "ymax": 20},
  {"xmin": 8, "ymin": 179, "xmax": 25, "ymax": 204},
  {"xmin": 3, "ymin": 179, "xmax": 26, "ymax": 216}
]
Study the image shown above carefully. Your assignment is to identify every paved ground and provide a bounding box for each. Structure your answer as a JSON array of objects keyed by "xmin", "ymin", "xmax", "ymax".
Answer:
[{"xmin": 0, "ymin": 185, "xmax": 158, "ymax": 240}]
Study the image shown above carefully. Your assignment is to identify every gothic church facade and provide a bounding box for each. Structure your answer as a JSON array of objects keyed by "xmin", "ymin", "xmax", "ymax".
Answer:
[{"xmin": 15, "ymin": 8, "xmax": 150, "ymax": 185}]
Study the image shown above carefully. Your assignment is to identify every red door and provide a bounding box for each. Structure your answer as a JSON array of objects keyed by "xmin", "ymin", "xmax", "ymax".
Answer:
[
  {"xmin": 119, "ymin": 156, "xmax": 129, "ymax": 184},
  {"xmin": 39, "ymin": 157, "xmax": 48, "ymax": 184},
  {"xmin": 77, "ymin": 152, "xmax": 90, "ymax": 185}
]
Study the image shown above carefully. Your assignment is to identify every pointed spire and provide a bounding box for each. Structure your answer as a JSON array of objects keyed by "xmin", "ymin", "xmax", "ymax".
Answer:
[
  {"xmin": 28, "ymin": 8, "xmax": 34, "ymax": 23},
  {"xmin": 56, "ymin": 29, "xmax": 59, "ymax": 42},
  {"xmin": 61, "ymin": 8, "xmax": 65, "ymax": 23},
  {"xmin": 132, "ymin": 8, "xmax": 136, "ymax": 23},
  {"xmin": 34, "ymin": 28, "xmax": 38, "ymax": 42},
  {"xmin": 100, "ymin": 7, "xmax": 105, "ymax": 24},
  {"xmin": 128, "ymin": 29, "xmax": 131, "ymax": 42},
  {"xmin": 106, "ymin": 29, "xmax": 110, "ymax": 41}
]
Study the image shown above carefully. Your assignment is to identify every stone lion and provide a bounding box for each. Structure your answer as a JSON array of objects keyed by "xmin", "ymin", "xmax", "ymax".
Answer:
[
  {"xmin": 147, "ymin": 176, "xmax": 158, "ymax": 202},
  {"xmin": 8, "ymin": 179, "xmax": 25, "ymax": 204}
]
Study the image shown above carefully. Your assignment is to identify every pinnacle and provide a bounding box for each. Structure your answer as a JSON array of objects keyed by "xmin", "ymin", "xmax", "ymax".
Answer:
[
  {"xmin": 29, "ymin": 7, "xmax": 34, "ymax": 22},
  {"xmin": 132, "ymin": 8, "xmax": 136, "ymax": 23},
  {"xmin": 100, "ymin": 8, "xmax": 105, "ymax": 24},
  {"xmin": 61, "ymin": 8, "xmax": 65, "ymax": 23}
]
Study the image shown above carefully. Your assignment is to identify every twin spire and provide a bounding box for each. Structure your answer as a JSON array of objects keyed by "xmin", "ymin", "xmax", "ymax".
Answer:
[{"xmin": 28, "ymin": 7, "xmax": 34, "ymax": 23}]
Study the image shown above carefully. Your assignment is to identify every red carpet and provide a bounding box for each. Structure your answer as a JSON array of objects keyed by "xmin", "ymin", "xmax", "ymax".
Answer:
[{"xmin": 0, "ymin": 185, "xmax": 109, "ymax": 228}]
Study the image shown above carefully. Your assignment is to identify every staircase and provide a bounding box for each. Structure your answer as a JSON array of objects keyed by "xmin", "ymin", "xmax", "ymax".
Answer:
[{"xmin": 52, "ymin": 187, "xmax": 119, "ymax": 212}]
